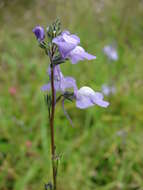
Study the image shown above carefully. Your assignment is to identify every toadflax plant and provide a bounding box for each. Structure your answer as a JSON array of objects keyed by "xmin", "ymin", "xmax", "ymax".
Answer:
[{"xmin": 33, "ymin": 19, "xmax": 109, "ymax": 190}]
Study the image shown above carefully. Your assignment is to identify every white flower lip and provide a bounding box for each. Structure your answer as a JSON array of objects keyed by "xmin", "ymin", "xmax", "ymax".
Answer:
[{"xmin": 76, "ymin": 86, "xmax": 109, "ymax": 109}]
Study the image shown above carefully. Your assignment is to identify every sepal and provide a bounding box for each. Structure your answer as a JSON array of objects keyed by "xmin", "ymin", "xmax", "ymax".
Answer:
[
  {"xmin": 47, "ymin": 18, "xmax": 61, "ymax": 41},
  {"xmin": 52, "ymin": 55, "xmax": 65, "ymax": 65},
  {"xmin": 39, "ymin": 42, "xmax": 46, "ymax": 49}
]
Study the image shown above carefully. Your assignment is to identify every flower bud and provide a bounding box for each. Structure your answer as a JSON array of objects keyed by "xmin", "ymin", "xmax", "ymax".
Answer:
[{"xmin": 32, "ymin": 26, "xmax": 45, "ymax": 42}]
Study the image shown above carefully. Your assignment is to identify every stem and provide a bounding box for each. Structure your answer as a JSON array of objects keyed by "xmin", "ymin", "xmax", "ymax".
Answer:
[
  {"xmin": 49, "ymin": 47, "xmax": 57, "ymax": 190},
  {"xmin": 50, "ymin": 65, "xmax": 57, "ymax": 190}
]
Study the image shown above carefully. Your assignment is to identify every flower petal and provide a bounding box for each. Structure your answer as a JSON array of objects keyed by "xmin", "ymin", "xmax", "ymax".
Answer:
[
  {"xmin": 41, "ymin": 83, "xmax": 51, "ymax": 91},
  {"xmin": 52, "ymin": 31, "xmax": 80, "ymax": 58},
  {"xmin": 103, "ymin": 45, "xmax": 118, "ymax": 61},
  {"xmin": 32, "ymin": 26, "xmax": 45, "ymax": 41},
  {"xmin": 102, "ymin": 84, "xmax": 116, "ymax": 96},
  {"xmin": 63, "ymin": 77, "xmax": 78, "ymax": 93},
  {"xmin": 41, "ymin": 81, "xmax": 62, "ymax": 92},
  {"xmin": 67, "ymin": 46, "xmax": 96, "ymax": 64},
  {"xmin": 62, "ymin": 32, "xmax": 80, "ymax": 44},
  {"xmin": 76, "ymin": 95, "xmax": 94, "ymax": 109},
  {"xmin": 42, "ymin": 65, "xmax": 77, "ymax": 93},
  {"xmin": 48, "ymin": 65, "xmax": 62, "ymax": 81},
  {"xmin": 75, "ymin": 86, "xmax": 109, "ymax": 109},
  {"xmin": 91, "ymin": 92, "xmax": 109, "ymax": 107}
]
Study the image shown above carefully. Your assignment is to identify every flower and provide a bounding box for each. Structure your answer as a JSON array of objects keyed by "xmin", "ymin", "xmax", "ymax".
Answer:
[
  {"xmin": 75, "ymin": 86, "xmax": 109, "ymax": 109},
  {"xmin": 25, "ymin": 140, "xmax": 32, "ymax": 148},
  {"xmin": 41, "ymin": 65, "xmax": 77, "ymax": 93},
  {"xmin": 52, "ymin": 31, "xmax": 80, "ymax": 58},
  {"xmin": 102, "ymin": 84, "xmax": 116, "ymax": 96},
  {"xmin": 103, "ymin": 45, "xmax": 118, "ymax": 61},
  {"xmin": 52, "ymin": 30, "xmax": 96, "ymax": 64},
  {"xmin": 67, "ymin": 46, "xmax": 96, "ymax": 64},
  {"xmin": 9, "ymin": 87, "xmax": 17, "ymax": 96},
  {"xmin": 32, "ymin": 26, "xmax": 45, "ymax": 42}
]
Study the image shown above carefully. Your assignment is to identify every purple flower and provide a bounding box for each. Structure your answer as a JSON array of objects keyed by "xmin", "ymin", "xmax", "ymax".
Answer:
[
  {"xmin": 103, "ymin": 45, "xmax": 118, "ymax": 61},
  {"xmin": 41, "ymin": 65, "xmax": 77, "ymax": 93},
  {"xmin": 52, "ymin": 31, "xmax": 80, "ymax": 58},
  {"xmin": 75, "ymin": 86, "xmax": 109, "ymax": 109},
  {"xmin": 52, "ymin": 31, "xmax": 96, "ymax": 64},
  {"xmin": 32, "ymin": 26, "xmax": 45, "ymax": 42},
  {"xmin": 67, "ymin": 46, "xmax": 96, "ymax": 64},
  {"xmin": 102, "ymin": 84, "xmax": 116, "ymax": 96}
]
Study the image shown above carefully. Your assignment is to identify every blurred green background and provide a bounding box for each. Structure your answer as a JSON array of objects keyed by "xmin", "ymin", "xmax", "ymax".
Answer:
[{"xmin": 0, "ymin": 0, "xmax": 143, "ymax": 189}]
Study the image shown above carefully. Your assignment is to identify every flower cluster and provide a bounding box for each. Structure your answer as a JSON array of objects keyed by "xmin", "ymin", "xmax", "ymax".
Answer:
[
  {"xmin": 33, "ymin": 20, "xmax": 109, "ymax": 111},
  {"xmin": 33, "ymin": 19, "xmax": 110, "ymax": 190}
]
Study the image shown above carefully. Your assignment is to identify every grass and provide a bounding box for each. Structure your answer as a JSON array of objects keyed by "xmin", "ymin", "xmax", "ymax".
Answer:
[{"xmin": 0, "ymin": 0, "xmax": 143, "ymax": 189}]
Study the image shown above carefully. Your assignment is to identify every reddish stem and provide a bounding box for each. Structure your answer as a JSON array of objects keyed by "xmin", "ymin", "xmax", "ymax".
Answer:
[
  {"xmin": 50, "ymin": 65, "xmax": 57, "ymax": 190},
  {"xmin": 48, "ymin": 46, "xmax": 57, "ymax": 190}
]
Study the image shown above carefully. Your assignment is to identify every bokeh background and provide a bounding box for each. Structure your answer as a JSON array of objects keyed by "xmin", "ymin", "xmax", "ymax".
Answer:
[{"xmin": 0, "ymin": 0, "xmax": 143, "ymax": 189}]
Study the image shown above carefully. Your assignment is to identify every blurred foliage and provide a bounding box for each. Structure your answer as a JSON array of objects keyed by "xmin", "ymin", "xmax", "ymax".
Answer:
[{"xmin": 0, "ymin": 0, "xmax": 143, "ymax": 189}]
